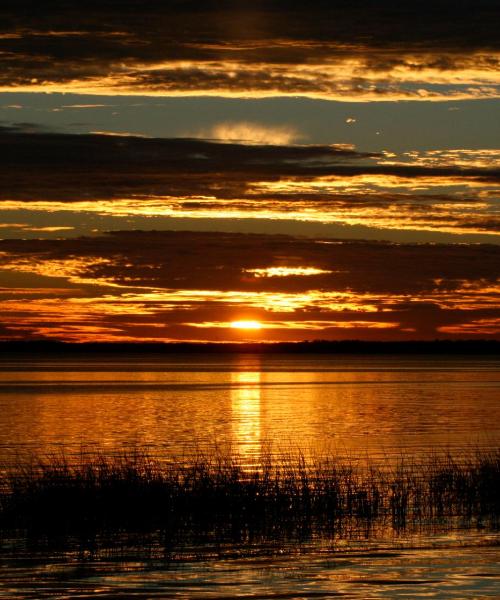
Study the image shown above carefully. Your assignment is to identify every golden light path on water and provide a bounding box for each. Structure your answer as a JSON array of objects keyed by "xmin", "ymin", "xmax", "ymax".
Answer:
[
  {"xmin": 231, "ymin": 369, "xmax": 262, "ymax": 467},
  {"xmin": 1, "ymin": 349, "xmax": 500, "ymax": 581},
  {"xmin": 0, "ymin": 355, "xmax": 499, "ymax": 466}
]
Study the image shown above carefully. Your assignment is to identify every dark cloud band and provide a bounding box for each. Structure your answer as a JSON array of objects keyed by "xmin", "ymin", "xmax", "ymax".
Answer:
[
  {"xmin": 0, "ymin": 230, "xmax": 498, "ymax": 341},
  {"xmin": 0, "ymin": 128, "xmax": 497, "ymax": 201},
  {"xmin": 0, "ymin": 1, "xmax": 498, "ymax": 98}
]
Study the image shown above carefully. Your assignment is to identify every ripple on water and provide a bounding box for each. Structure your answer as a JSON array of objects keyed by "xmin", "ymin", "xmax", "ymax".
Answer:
[{"xmin": 1, "ymin": 536, "xmax": 500, "ymax": 599}]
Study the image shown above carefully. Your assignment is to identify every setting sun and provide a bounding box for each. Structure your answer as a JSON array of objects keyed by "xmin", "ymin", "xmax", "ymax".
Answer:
[{"xmin": 230, "ymin": 320, "xmax": 262, "ymax": 330}]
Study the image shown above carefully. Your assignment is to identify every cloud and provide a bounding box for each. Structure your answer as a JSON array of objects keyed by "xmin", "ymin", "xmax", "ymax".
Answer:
[
  {"xmin": 0, "ymin": 128, "xmax": 498, "ymax": 237},
  {"xmin": 2, "ymin": 229, "xmax": 497, "ymax": 295},
  {"xmin": 61, "ymin": 104, "xmax": 113, "ymax": 109},
  {"xmin": 185, "ymin": 320, "xmax": 398, "ymax": 330},
  {"xmin": 438, "ymin": 318, "xmax": 500, "ymax": 335},
  {"xmin": 381, "ymin": 149, "xmax": 500, "ymax": 169},
  {"xmin": 0, "ymin": 1, "xmax": 498, "ymax": 99},
  {"xmin": 191, "ymin": 121, "xmax": 302, "ymax": 145},
  {"xmin": 0, "ymin": 121, "xmax": 52, "ymax": 134},
  {"xmin": 0, "ymin": 230, "xmax": 498, "ymax": 342}
]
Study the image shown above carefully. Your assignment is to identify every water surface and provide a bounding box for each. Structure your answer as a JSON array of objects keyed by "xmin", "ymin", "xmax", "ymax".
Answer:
[
  {"xmin": 1, "ymin": 353, "xmax": 499, "ymax": 598},
  {"xmin": 0, "ymin": 353, "xmax": 498, "ymax": 464},
  {"xmin": 2, "ymin": 536, "xmax": 500, "ymax": 599}
]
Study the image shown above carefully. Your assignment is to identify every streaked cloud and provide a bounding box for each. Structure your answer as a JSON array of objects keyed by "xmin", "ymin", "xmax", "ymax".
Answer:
[
  {"xmin": 185, "ymin": 320, "xmax": 398, "ymax": 331},
  {"xmin": 1, "ymin": 2, "xmax": 498, "ymax": 345},
  {"xmin": 0, "ymin": 230, "xmax": 498, "ymax": 342},
  {"xmin": 0, "ymin": 2, "xmax": 498, "ymax": 100},
  {"xmin": 61, "ymin": 104, "xmax": 114, "ymax": 109},
  {"xmin": 0, "ymin": 129, "xmax": 497, "ymax": 239},
  {"xmin": 244, "ymin": 267, "xmax": 333, "ymax": 278},
  {"xmin": 438, "ymin": 318, "xmax": 500, "ymax": 335}
]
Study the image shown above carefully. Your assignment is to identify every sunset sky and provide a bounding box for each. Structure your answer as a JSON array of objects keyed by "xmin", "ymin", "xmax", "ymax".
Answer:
[{"xmin": 0, "ymin": 1, "xmax": 498, "ymax": 342}]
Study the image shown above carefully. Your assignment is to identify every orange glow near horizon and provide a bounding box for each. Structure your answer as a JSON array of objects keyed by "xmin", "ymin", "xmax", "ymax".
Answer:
[
  {"xmin": 0, "ymin": 3, "xmax": 499, "ymax": 350},
  {"xmin": 0, "ymin": 227, "xmax": 499, "ymax": 342},
  {"xmin": 230, "ymin": 320, "xmax": 263, "ymax": 331}
]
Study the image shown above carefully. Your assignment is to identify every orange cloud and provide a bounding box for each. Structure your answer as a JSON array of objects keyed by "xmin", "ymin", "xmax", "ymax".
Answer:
[
  {"xmin": 0, "ymin": 230, "xmax": 498, "ymax": 342},
  {"xmin": 0, "ymin": 130, "xmax": 498, "ymax": 238},
  {"xmin": 0, "ymin": 3, "xmax": 498, "ymax": 100}
]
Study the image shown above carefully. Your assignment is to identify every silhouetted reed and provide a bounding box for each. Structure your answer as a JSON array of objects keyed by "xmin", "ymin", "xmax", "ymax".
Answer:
[{"xmin": 1, "ymin": 449, "xmax": 498, "ymax": 552}]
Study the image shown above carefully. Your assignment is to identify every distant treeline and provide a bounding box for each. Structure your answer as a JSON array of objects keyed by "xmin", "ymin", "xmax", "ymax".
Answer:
[{"xmin": 0, "ymin": 339, "xmax": 499, "ymax": 355}]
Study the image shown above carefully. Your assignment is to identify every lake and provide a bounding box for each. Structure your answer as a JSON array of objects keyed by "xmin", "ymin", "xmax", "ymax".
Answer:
[
  {"xmin": 1, "ymin": 353, "xmax": 499, "ymax": 464},
  {"xmin": 0, "ymin": 352, "xmax": 499, "ymax": 598}
]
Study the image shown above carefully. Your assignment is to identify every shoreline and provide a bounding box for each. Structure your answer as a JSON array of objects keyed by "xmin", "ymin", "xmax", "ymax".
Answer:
[{"xmin": 1, "ymin": 339, "xmax": 500, "ymax": 356}]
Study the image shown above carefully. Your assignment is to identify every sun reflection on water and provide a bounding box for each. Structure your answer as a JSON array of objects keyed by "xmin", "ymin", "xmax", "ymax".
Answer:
[{"xmin": 231, "ymin": 368, "xmax": 262, "ymax": 468}]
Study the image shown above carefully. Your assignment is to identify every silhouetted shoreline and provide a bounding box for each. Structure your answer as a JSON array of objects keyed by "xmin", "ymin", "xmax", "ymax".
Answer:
[{"xmin": 0, "ymin": 339, "xmax": 499, "ymax": 356}]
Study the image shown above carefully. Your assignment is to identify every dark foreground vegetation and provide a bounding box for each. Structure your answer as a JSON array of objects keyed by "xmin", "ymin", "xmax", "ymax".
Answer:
[{"xmin": 1, "ymin": 450, "xmax": 499, "ymax": 554}]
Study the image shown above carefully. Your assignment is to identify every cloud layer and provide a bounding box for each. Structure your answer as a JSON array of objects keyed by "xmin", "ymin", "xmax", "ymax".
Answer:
[
  {"xmin": 0, "ymin": 1, "xmax": 498, "ymax": 99},
  {"xmin": 1, "ymin": 3, "xmax": 498, "ymax": 342},
  {"xmin": 0, "ymin": 128, "xmax": 498, "ymax": 238},
  {"xmin": 1, "ymin": 230, "xmax": 498, "ymax": 342}
]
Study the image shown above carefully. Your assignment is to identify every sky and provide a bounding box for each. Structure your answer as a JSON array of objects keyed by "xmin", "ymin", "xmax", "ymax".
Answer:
[{"xmin": 0, "ymin": 0, "xmax": 499, "ymax": 342}]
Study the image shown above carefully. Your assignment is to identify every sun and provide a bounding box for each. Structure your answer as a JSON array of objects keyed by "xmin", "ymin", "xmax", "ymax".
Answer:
[{"xmin": 230, "ymin": 320, "xmax": 262, "ymax": 330}]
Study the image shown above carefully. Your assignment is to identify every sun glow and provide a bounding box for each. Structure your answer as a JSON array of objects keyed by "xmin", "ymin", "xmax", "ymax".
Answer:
[
  {"xmin": 245, "ymin": 267, "xmax": 333, "ymax": 278},
  {"xmin": 230, "ymin": 320, "xmax": 262, "ymax": 330}
]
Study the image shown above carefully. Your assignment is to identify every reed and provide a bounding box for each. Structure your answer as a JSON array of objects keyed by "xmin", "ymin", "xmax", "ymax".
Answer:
[{"xmin": 1, "ymin": 449, "xmax": 498, "ymax": 550}]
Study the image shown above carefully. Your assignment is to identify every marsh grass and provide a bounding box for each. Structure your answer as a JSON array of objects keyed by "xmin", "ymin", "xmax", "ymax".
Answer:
[{"xmin": 0, "ymin": 449, "xmax": 499, "ymax": 552}]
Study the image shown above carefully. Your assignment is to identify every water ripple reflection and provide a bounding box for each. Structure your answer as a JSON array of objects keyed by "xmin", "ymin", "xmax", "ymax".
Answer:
[
  {"xmin": 0, "ymin": 355, "xmax": 499, "ymax": 464},
  {"xmin": 2, "ymin": 540, "xmax": 500, "ymax": 598}
]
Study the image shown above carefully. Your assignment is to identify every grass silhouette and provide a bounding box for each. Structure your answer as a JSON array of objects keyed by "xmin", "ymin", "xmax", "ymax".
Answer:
[{"xmin": 1, "ymin": 449, "xmax": 498, "ymax": 553}]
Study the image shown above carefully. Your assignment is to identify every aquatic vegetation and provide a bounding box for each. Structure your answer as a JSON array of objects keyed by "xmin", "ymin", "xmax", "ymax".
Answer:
[{"xmin": 0, "ymin": 450, "xmax": 498, "ymax": 552}]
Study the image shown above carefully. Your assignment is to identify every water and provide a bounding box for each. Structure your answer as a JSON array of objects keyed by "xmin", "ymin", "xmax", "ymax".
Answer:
[
  {"xmin": 0, "ymin": 354, "xmax": 499, "ymax": 464},
  {"xmin": 2, "ymin": 536, "xmax": 500, "ymax": 598},
  {"xmin": 1, "ymin": 352, "xmax": 499, "ymax": 597}
]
